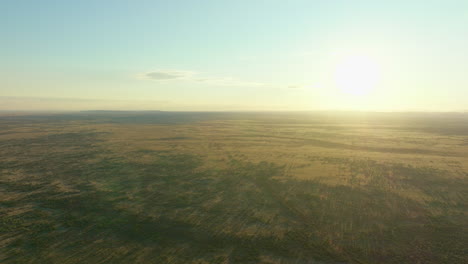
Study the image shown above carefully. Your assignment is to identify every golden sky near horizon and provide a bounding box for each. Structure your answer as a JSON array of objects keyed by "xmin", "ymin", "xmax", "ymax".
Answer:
[{"xmin": 1, "ymin": 1, "xmax": 467, "ymax": 111}]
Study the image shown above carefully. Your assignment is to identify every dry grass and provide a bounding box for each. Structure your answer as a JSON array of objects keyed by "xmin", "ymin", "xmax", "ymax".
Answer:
[{"xmin": 1, "ymin": 112, "xmax": 467, "ymax": 263}]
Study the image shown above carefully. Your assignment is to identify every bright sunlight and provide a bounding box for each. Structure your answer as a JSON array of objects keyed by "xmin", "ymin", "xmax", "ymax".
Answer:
[{"xmin": 334, "ymin": 53, "xmax": 381, "ymax": 96}]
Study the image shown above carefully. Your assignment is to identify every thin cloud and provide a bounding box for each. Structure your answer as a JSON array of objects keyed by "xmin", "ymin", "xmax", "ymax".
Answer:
[
  {"xmin": 140, "ymin": 70, "xmax": 194, "ymax": 80},
  {"xmin": 138, "ymin": 69, "xmax": 307, "ymax": 90},
  {"xmin": 287, "ymin": 85, "xmax": 306, "ymax": 89},
  {"xmin": 194, "ymin": 77, "xmax": 266, "ymax": 87},
  {"xmin": 138, "ymin": 69, "xmax": 266, "ymax": 88}
]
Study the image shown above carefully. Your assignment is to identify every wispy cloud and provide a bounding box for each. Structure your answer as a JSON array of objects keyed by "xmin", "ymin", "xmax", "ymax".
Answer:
[
  {"xmin": 139, "ymin": 70, "xmax": 194, "ymax": 80},
  {"xmin": 138, "ymin": 69, "xmax": 268, "ymax": 88},
  {"xmin": 287, "ymin": 85, "xmax": 303, "ymax": 89},
  {"xmin": 137, "ymin": 69, "xmax": 304, "ymax": 89},
  {"xmin": 194, "ymin": 77, "xmax": 266, "ymax": 87}
]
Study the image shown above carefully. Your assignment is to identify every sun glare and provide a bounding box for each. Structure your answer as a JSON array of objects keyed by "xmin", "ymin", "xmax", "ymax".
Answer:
[{"xmin": 334, "ymin": 53, "xmax": 381, "ymax": 96}]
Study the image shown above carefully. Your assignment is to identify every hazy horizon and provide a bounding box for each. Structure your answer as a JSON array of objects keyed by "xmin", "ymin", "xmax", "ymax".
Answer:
[
  {"xmin": 1, "ymin": 96, "xmax": 467, "ymax": 113},
  {"xmin": 2, "ymin": 1, "xmax": 467, "ymax": 111}
]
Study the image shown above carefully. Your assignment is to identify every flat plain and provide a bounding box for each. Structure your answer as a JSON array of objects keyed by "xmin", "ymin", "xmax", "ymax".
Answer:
[{"xmin": 1, "ymin": 111, "xmax": 467, "ymax": 263}]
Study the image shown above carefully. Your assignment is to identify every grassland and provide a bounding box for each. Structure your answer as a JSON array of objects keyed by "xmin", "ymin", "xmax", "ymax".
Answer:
[{"xmin": 1, "ymin": 111, "xmax": 467, "ymax": 263}]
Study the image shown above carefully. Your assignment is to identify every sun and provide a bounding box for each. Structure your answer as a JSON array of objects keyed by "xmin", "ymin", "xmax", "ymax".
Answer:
[{"xmin": 334, "ymin": 53, "xmax": 381, "ymax": 96}]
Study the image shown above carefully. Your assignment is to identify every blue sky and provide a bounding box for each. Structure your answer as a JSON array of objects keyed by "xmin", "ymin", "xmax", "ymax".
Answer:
[{"xmin": 1, "ymin": 0, "xmax": 467, "ymax": 111}]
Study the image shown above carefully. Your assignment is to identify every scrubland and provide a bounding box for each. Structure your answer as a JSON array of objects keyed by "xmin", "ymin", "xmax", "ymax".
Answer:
[{"xmin": 1, "ymin": 111, "xmax": 467, "ymax": 263}]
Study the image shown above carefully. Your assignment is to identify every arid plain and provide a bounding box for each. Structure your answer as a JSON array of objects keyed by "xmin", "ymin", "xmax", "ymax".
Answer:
[{"xmin": 1, "ymin": 111, "xmax": 467, "ymax": 263}]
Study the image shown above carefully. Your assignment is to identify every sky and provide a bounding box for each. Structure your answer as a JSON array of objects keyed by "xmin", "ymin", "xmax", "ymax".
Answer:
[{"xmin": 1, "ymin": 0, "xmax": 467, "ymax": 111}]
